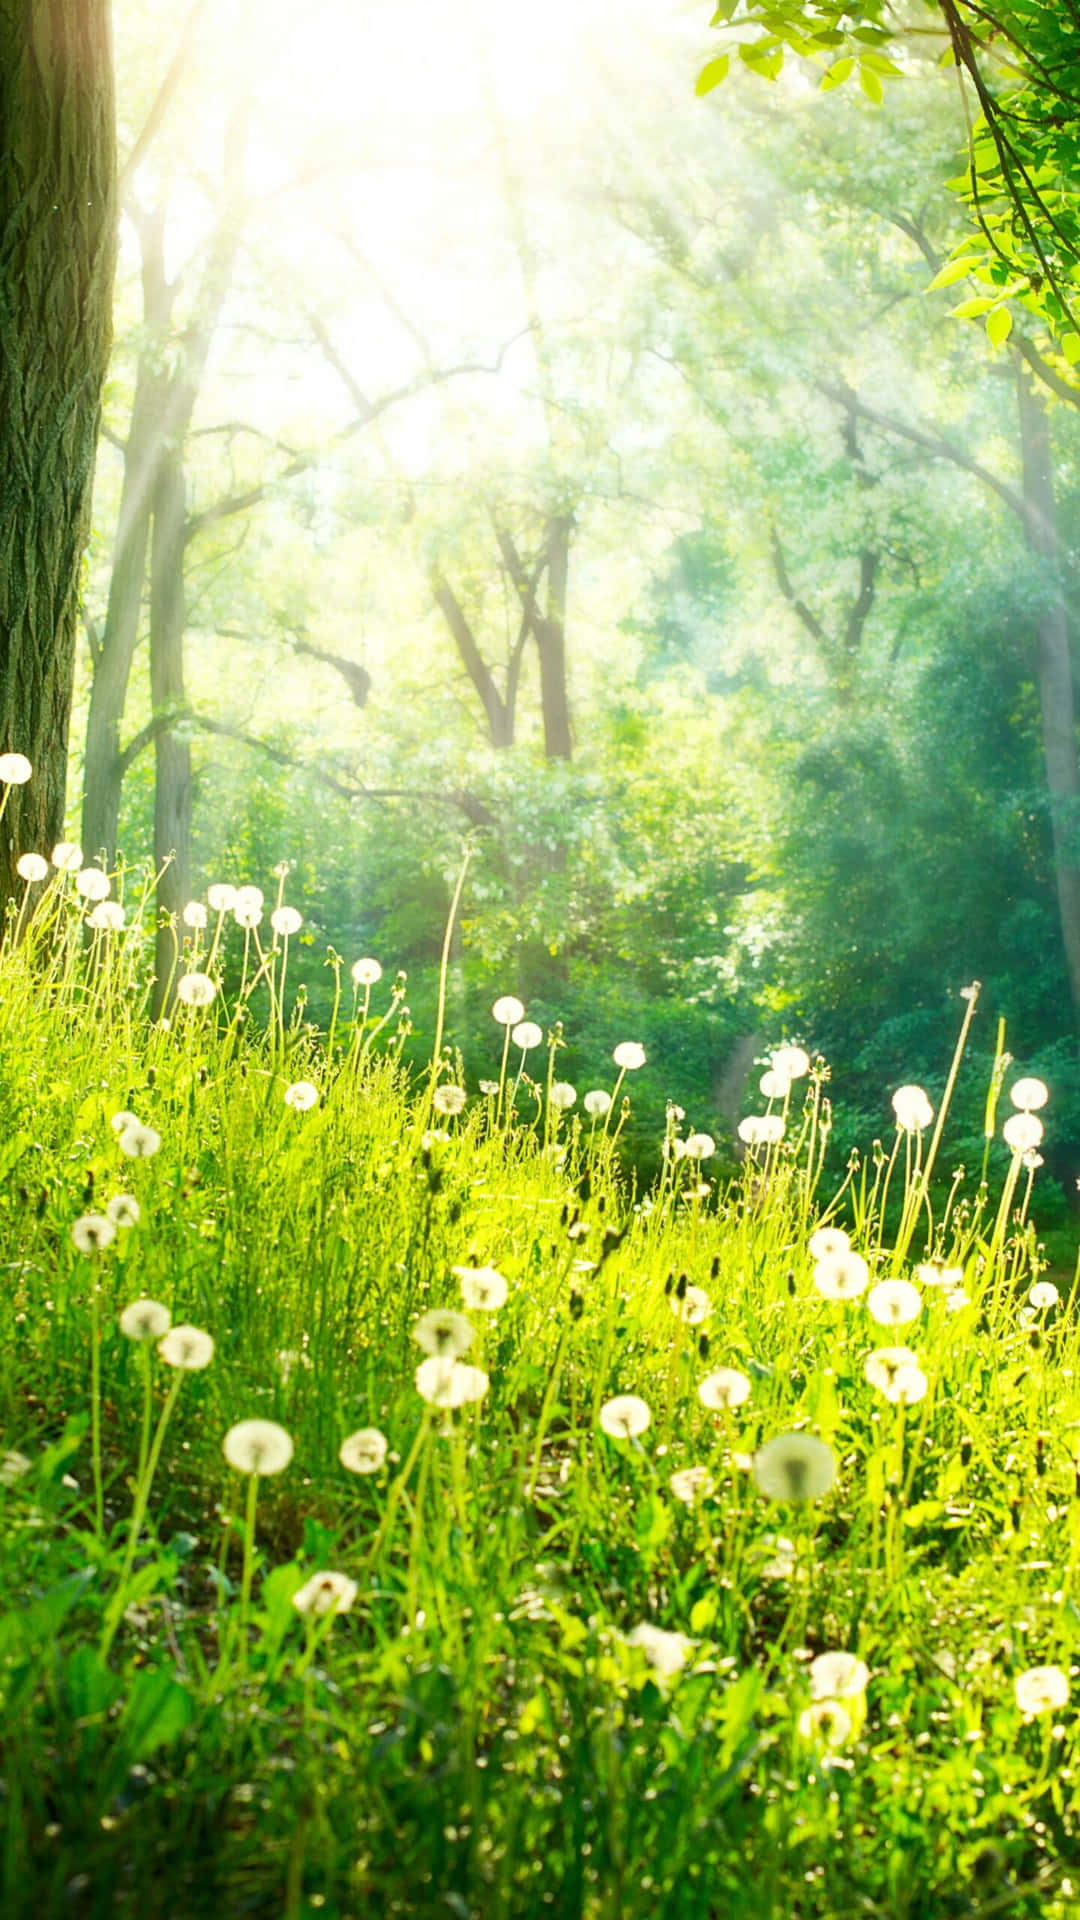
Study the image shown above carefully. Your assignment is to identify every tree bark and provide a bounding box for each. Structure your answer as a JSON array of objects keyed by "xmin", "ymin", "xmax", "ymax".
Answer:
[
  {"xmin": 1016, "ymin": 366, "xmax": 1080, "ymax": 1042},
  {"xmin": 149, "ymin": 454, "xmax": 190, "ymax": 1014},
  {"xmin": 0, "ymin": 0, "xmax": 116, "ymax": 894}
]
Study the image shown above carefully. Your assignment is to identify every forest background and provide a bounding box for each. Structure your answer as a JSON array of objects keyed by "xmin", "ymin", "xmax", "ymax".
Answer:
[{"xmin": 56, "ymin": 0, "xmax": 1080, "ymax": 1229}]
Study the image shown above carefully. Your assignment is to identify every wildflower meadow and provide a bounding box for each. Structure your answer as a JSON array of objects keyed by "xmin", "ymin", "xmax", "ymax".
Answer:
[{"xmin": 0, "ymin": 818, "xmax": 1078, "ymax": 1919}]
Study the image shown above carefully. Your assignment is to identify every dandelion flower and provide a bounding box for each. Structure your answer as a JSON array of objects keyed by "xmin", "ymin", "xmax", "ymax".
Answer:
[
  {"xmin": 1010, "ymin": 1077, "xmax": 1049, "ymax": 1112},
  {"xmin": 1014, "ymin": 1665, "xmax": 1069, "ymax": 1715},
  {"xmin": 182, "ymin": 901, "xmax": 208, "ymax": 929},
  {"xmin": 892, "ymin": 1085, "xmax": 934, "ymax": 1132},
  {"xmin": 1029, "ymin": 1281, "xmax": 1059, "ymax": 1310},
  {"xmin": 413, "ymin": 1308, "xmax": 474, "ymax": 1358},
  {"xmin": 292, "ymin": 1570, "xmax": 357, "ymax": 1618},
  {"xmin": 1023, "ymin": 1150, "xmax": 1044, "ymax": 1171},
  {"xmin": 88, "ymin": 901, "xmax": 125, "ymax": 931},
  {"xmin": 158, "ymin": 1325, "xmax": 215, "ymax": 1370},
  {"xmin": 672, "ymin": 1285, "xmax": 711, "ymax": 1326},
  {"xmin": 284, "ymin": 1081, "xmax": 319, "ymax": 1112},
  {"xmin": 699, "ymin": 1367, "xmax": 750, "ymax": 1410},
  {"xmin": 512, "ymin": 1020, "xmax": 543, "ymax": 1050},
  {"xmin": 868, "ymin": 1356, "xmax": 927, "ymax": 1405},
  {"xmin": 814, "ymin": 1251, "xmax": 869, "ymax": 1301},
  {"xmin": 797, "ymin": 1700, "xmax": 852, "ymax": 1747},
  {"xmin": 119, "ymin": 1298, "xmax": 171, "ymax": 1342},
  {"xmin": 626, "ymin": 1623, "xmax": 692, "ymax": 1677},
  {"xmin": 271, "ymin": 905, "xmax": 302, "ymax": 936},
  {"xmin": 71, "ymin": 1213, "xmax": 116, "ymax": 1254},
  {"xmin": 339, "ymin": 1428, "xmax": 388, "ymax": 1474},
  {"xmin": 106, "ymin": 1194, "xmax": 140, "ymax": 1228},
  {"xmin": 1003, "ymin": 1112, "xmax": 1043, "ymax": 1154},
  {"xmin": 492, "ymin": 995, "xmax": 525, "ymax": 1026},
  {"xmin": 75, "ymin": 866, "xmax": 110, "ymax": 902},
  {"xmin": 866, "ymin": 1279, "xmax": 921, "ymax": 1328},
  {"xmin": 863, "ymin": 1346, "xmax": 919, "ymax": 1393},
  {"xmin": 759, "ymin": 1068, "xmax": 791, "ymax": 1101},
  {"xmin": 415, "ymin": 1356, "xmax": 488, "ymax": 1408},
  {"xmin": 772, "ymin": 1045, "xmax": 810, "ymax": 1080},
  {"xmin": 51, "ymin": 841, "xmax": 83, "ymax": 873},
  {"xmin": 738, "ymin": 1115, "xmax": 784, "ymax": 1147},
  {"xmin": 432, "ymin": 1084, "xmax": 466, "ymax": 1116},
  {"xmin": 549, "ymin": 1081, "xmax": 576, "ymax": 1111},
  {"xmin": 479, "ymin": 1079, "xmax": 499, "ymax": 1097},
  {"xmin": 753, "ymin": 1433, "xmax": 836, "ymax": 1503},
  {"xmin": 16, "ymin": 853, "xmax": 47, "ymax": 883},
  {"xmin": 810, "ymin": 1650, "xmax": 869, "ymax": 1699},
  {"xmin": 351, "ymin": 957, "xmax": 382, "ymax": 986},
  {"xmin": 0, "ymin": 753, "xmax": 32, "ymax": 785},
  {"xmin": 669, "ymin": 1465, "xmax": 714, "ymax": 1504},
  {"xmin": 809, "ymin": 1226, "xmax": 850, "ymax": 1261},
  {"xmin": 207, "ymin": 883, "xmax": 237, "ymax": 913},
  {"xmin": 598, "ymin": 1394, "xmax": 651, "ymax": 1439},
  {"xmin": 0, "ymin": 1450, "xmax": 31, "ymax": 1486},
  {"xmin": 232, "ymin": 886, "xmax": 263, "ymax": 928},
  {"xmin": 584, "ymin": 1090, "xmax": 612, "ymax": 1117},
  {"xmin": 111, "ymin": 1110, "xmax": 141, "ymax": 1134},
  {"xmin": 176, "ymin": 971, "xmax": 216, "ymax": 1008},
  {"xmin": 223, "ymin": 1419, "xmax": 293, "ymax": 1475},
  {"xmin": 453, "ymin": 1265, "xmax": 508, "ymax": 1311},
  {"xmin": 684, "ymin": 1133, "xmax": 715, "ymax": 1161},
  {"xmin": 118, "ymin": 1122, "xmax": 161, "ymax": 1159},
  {"xmin": 613, "ymin": 1041, "xmax": 646, "ymax": 1071}
]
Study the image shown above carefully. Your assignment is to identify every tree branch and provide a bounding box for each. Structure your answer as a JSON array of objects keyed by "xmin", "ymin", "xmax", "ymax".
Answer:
[
  {"xmin": 119, "ymin": 0, "xmax": 209, "ymax": 200},
  {"xmin": 816, "ymin": 379, "xmax": 1031, "ymax": 527},
  {"xmin": 769, "ymin": 529, "xmax": 829, "ymax": 648}
]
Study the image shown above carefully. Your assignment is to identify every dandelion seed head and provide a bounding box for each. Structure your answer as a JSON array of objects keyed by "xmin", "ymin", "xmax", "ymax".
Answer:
[
  {"xmin": 798, "ymin": 1700, "xmax": 853, "ymax": 1747},
  {"xmin": 492, "ymin": 995, "xmax": 525, "ymax": 1026},
  {"xmin": 866, "ymin": 1279, "xmax": 922, "ymax": 1327},
  {"xmin": 613, "ymin": 1041, "xmax": 646, "ymax": 1071},
  {"xmin": 351, "ymin": 957, "xmax": 383, "ymax": 987},
  {"xmin": 292, "ymin": 1570, "xmax": 358, "ymax": 1618},
  {"xmin": 88, "ymin": 900, "xmax": 125, "ymax": 931},
  {"xmin": 479, "ymin": 1079, "xmax": 499, "ymax": 1097},
  {"xmin": 158, "ymin": 1325, "xmax": 215, "ymax": 1370},
  {"xmin": 512, "ymin": 1020, "xmax": 543, "ymax": 1050},
  {"xmin": 453, "ymin": 1265, "xmax": 508, "ymax": 1311},
  {"xmin": 118, "ymin": 1122, "xmax": 161, "ymax": 1159},
  {"xmin": 863, "ymin": 1345, "xmax": 919, "ymax": 1394},
  {"xmin": 698, "ymin": 1367, "xmax": 750, "ymax": 1410},
  {"xmin": 271, "ymin": 906, "xmax": 302, "ymax": 937},
  {"xmin": 1015, "ymin": 1665, "xmax": 1069, "ymax": 1715},
  {"xmin": 669, "ymin": 1465, "xmax": 715, "ymax": 1504},
  {"xmin": 771, "ymin": 1045, "xmax": 810, "ymax": 1080},
  {"xmin": 759, "ymin": 1068, "xmax": 791, "ymax": 1101},
  {"xmin": 738, "ymin": 1114, "xmax": 784, "ymax": 1147},
  {"xmin": 1010, "ymin": 1077, "xmax": 1049, "ymax": 1112},
  {"xmin": 684, "ymin": 1133, "xmax": 715, "ymax": 1161},
  {"xmin": 176, "ymin": 971, "xmax": 216, "ymax": 1007},
  {"xmin": 892, "ymin": 1085, "xmax": 934, "ymax": 1132},
  {"xmin": 1029, "ymin": 1281, "xmax": 1059, "ymax": 1309},
  {"xmin": 75, "ymin": 867, "xmax": 110, "ymax": 902},
  {"xmin": 0, "ymin": 1450, "xmax": 31, "ymax": 1486},
  {"xmin": 111, "ymin": 1110, "xmax": 141, "ymax": 1134},
  {"xmin": 0, "ymin": 753, "xmax": 32, "ymax": 785},
  {"xmin": 223, "ymin": 1419, "xmax": 293, "ymax": 1475},
  {"xmin": 207, "ymin": 883, "xmax": 237, "ymax": 913},
  {"xmin": 119, "ymin": 1298, "xmax": 171, "ymax": 1342},
  {"xmin": 584, "ymin": 1089, "xmax": 612, "ymax": 1117},
  {"xmin": 339, "ymin": 1428, "xmax": 389, "ymax": 1474},
  {"xmin": 16, "ymin": 853, "xmax": 47, "ymax": 882},
  {"xmin": 672, "ymin": 1285, "xmax": 710, "ymax": 1325},
  {"xmin": 626, "ymin": 1623, "xmax": 692, "ymax": 1677},
  {"xmin": 106, "ymin": 1193, "xmax": 140, "ymax": 1228},
  {"xmin": 809, "ymin": 1651, "xmax": 870, "ymax": 1700},
  {"xmin": 415, "ymin": 1355, "xmax": 488, "ymax": 1407},
  {"xmin": 813, "ymin": 1251, "xmax": 869, "ymax": 1301},
  {"xmin": 1003, "ymin": 1112, "xmax": 1043, "ymax": 1154},
  {"xmin": 283, "ymin": 1081, "xmax": 319, "ymax": 1111},
  {"xmin": 808, "ymin": 1227, "xmax": 851, "ymax": 1261},
  {"xmin": 71, "ymin": 1213, "xmax": 116, "ymax": 1254},
  {"xmin": 598, "ymin": 1394, "xmax": 651, "ymax": 1439},
  {"xmin": 753, "ymin": 1432, "xmax": 836, "ymax": 1502},
  {"xmin": 549, "ymin": 1081, "xmax": 577, "ymax": 1111},
  {"xmin": 432, "ymin": 1084, "xmax": 466, "ymax": 1116},
  {"xmin": 413, "ymin": 1308, "xmax": 474, "ymax": 1358},
  {"xmin": 182, "ymin": 900, "xmax": 208, "ymax": 929},
  {"xmin": 51, "ymin": 841, "xmax": 82, "ymax": 873}
]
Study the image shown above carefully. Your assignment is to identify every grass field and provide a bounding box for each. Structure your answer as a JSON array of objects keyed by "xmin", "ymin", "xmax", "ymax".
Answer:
[{"xmin": 0, "ymin": 858, "xmax": 1078, "ymax": 1918}]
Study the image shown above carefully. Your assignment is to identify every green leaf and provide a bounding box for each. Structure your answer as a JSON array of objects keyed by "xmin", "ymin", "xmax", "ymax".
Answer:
[
  {"xmin": 695, "ymin": 54, "xmax": 730, "ymax": 96},
  {"xmin": 859, "ymin": 51, "xmax": 903, "ymax": 77},
  {"xmin": 119, "ymin": 1667, "xmax": 195, "ymax": 1761},
  {"xmin": 820, "ymin": 56, "xmax": 854, "ymax": 92},
  {"xmin": 986, "ymin": 306, "xmax": 1013, "ymax": 346},
  {"xmin": 948, "ymin": 296, "xmax": 997, "ymax": 319},
  {"xmin": 924, "ymin": 257, "xmax": 974, "ymax": 293},
  {"xmin": 1062, "ymin": 333, "xmax": 1080, "ymax": 365},
  {"xmin": 858, "ymin": 65, "xmax": 883, "ymax": 105}
]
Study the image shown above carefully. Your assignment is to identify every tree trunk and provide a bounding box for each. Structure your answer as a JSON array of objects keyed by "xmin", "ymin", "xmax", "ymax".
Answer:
[
  {"xmin": 1016, "ymin": 367, "xmax": 1080, "ymax": 1042},
  {"xmin": 150, "ymin": 455, "xmax": 191, "ymax": 1015},
  {"xmin": 534, "ymin": 514, "xmax": 573, "ymax": 761},
  {"xmin": 0, "ymin": 0, "xmax": 116, "ymax": 895}
]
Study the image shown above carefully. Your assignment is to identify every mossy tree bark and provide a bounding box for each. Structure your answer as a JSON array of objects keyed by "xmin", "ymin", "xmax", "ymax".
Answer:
[{"xmin": 0, "ymin": 0, "xmax": 116, "ymax": 897}]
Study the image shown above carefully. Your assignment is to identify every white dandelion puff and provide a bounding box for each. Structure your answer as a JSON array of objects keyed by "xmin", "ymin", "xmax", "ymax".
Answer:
[
  {"xmin": 738, "ymin": 1114, "xmax": 784, "ymax": 1147},
  {"xmin": 669, "ymin": 1465, "xmax": 715, "ymax": 1504},
  {"xmin": 158, "ymin": 1325, "xmax": 215, "ymax": 1371},
  {"xmin": 223, "ymin": 1419, "xmax": 294, "ymax": 1475},
  {"xmin": 71, "ymin": 1213, "xmax": 116, "ymax": 1254},
  {"xmin": 51, "ymin": 841, "xmax": 83, "ymax": 873},
  {"xmin": 432, "ymin": 1084, "xmax": 467, "ymax": 1116},
  {"xmin": 866, "ymin": 1279, "xmax": 922, "ymax": 1328},
  {"xmin": 75, "ymin": 867, "xmax": 110, "ymax": 902},
  {"xmin": 809, "ymin": 1651, "xmax": 870, "ymax": 1700},
  {"xmin": 613, "ymin": 1041, "xmax": 646, "ymax": 1071},
  {"xmin": 351, "ymin": 957, "xmax": 382, "ymax": 987},
  {"xmin": 583, "ymin": 1090, "xmax": 612, "ymax": 1117},
  {"xmin": 1014, "ymin": 1665, "xmax": 1069, "ymax": 1715},
  {"xmin": 808, "ymin": 1227, "xmax": 851, "ymax": 1261},
  {"xmin": 759, "ymin": 1068, "xmax": 791, "ymax": 1101},
  {"xmin": 339, "ymin": 1428, "xmax": 388, "ymax": 1474},
  {"xmin": 284, "ymin": 1081, "xmax": 319, "ymax": 1112},
  {"xmin": 512, "ymin": 1021, "xmax": 543, "ymax": 1051},
  {"xmin": 16, "ymin": 853, "xmax": 47, "ymax": 883},
  {"xmin": 88, "ymin": 901, "xmax": 125, "ymax": 931},
  {"xmin": 176, "ymin": 972, "xmax": 217, "ymax": 1008},
  {"xmin": 207, "ymin": 883, "xmax": 237, "ymax": 913},
  {"xmin": 492, "ymin": 995, "xmax": 525, "ymax": 1026},
  {"xmin": 1010, "ymin": 1077, "xmax": 1049, "ymax": 1112},
  {"xmin": 118, "ymin": 1122, "xmax": 161, "ymax": 1159},
  {"xmin": 753, "ymin": 1433, "xmax": 836, "ymax": 1503},
  {"xmin": 413, "ymin": 1309, "xmax": 474, "ymax": 1358},
  {"xmin": 863, "ymin": 1346, "xmax": 918, "ymax": 1394},
  {"xmin": 105, "ymin": 1194, "xmax": 140, "ymax": 1228},
  {"xmin": 0, "ymin": 753, "xmax": 32, "ymax": 785},
  {"xmin": 453, "ymin": 1265, "xmax": 508, "ymax": 1311},
  {"xmin": 110, "ymin": 1110, "xmax": 141, "ymax": 1135},
  {"xmin": 813, "ymin": 1252, "xmax": 869, "ymax": 1301},
  {"xmin": 892, "ymin": 1085, "xmax": 934, "ymax": 1132},
  {"xmin": 0, "ymin": 1450, "xmax": 31, "ymax": 1486},
  {"xmin": 683, "ymin": 1133, "xmax": 715, "ymax": 1161},
  {"xmin": 549, "ymin": 1082, "xmax": 577, "ymax": 1111},
  {"xmin": 415, "ymin": 1356, "xmax": 488, "ymax": 1408},
  {"xmin": 1029, "ymin": 1281, "xmax": 1060, "ymax": 1309},
  {"xmin": 271, "ymin": 906, "xmax": 302, "ymax": 936},
  {"xmin": 292, "ymin": 1571, "xmax": 357, "ymax": 1619},
  {"xmin": 598, "ymin": 1394, "xmax": 651, "ymax": 1439},
  {"xmin": 626, "ymin": 1623, "xmax": 692, "ymax": 1678},
  {"xmin": 771, "ymin": 1045, "xmax": 810, "ymax": 1080},
  {"xmin": 119, "ymin": 1298, "xmax": 171, "ymax": 1342},
  {"xmin": 182, "ymin": 901, "xmax": 208, "ymax": 929},
  {"xmin": 797, "ymin": 1700, "xmax": 852, "ymax": 1748},
  {"xmin": 1003, "ymin": 1112, "xmax": 1043, "ymax": 1154},
  {"xmin": 698, "ymin": 1367, "xmax": 751, "ymax": 1410},
  {"xmin": 672, "ymin": 1285, "xmax": 711, "ymax": 1326}
]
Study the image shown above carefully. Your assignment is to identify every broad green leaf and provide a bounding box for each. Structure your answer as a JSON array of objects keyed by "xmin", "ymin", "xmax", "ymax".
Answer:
[
  {"xmin": 820, "ymin": 56, "xmax": 854, "ymax": 91},
  {"xmin": 695, "ymin": 54, "xmax": 730, "ymax": 96},
  {"xmin": 859, "ymin": 51, "xmax": 902, "ymax": 77},
  {"xmin": 120, "ymin": 1667, "xmax": 195, "ymax": 1760},
  {"xmin": 1062, "ymin": 333, "xmax": 1080, "ymax": 365},
  {"xmin": 924, "ymin": 257, "xmax": 974, "ymax": 293},
  {"xmin": 948, "ymin": 296, "xmax": 997, "ymax": 319},
  {"xmin": 986, "ymin": 306, "xmax": 1013, "ymax": 345},
  {"xmin": 858, "ymin": 66, "xmax": 883, "ymax": 105}
]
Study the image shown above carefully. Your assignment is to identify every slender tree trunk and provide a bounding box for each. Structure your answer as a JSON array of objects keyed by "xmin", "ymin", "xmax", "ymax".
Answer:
[
  {"xmin": 0, "ymin": 0, "xmax": 116, "ymax": 895},
  {"xmin": 1017, "ymin": 366, "xmax": 1080, "ymax": 1042},
  {"xmin": 150, "ymin": 456, "xmax": 191, "ymax": 1014},
  {"xmin": 534, "ymin": 514, "xmax": 573, "ymax": 761},
  {"xmin": 431, "ymin": 576, "xmax": 515, "ymax": 747}
]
